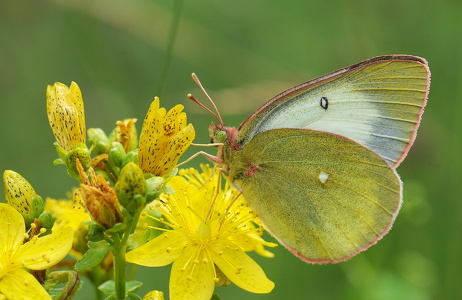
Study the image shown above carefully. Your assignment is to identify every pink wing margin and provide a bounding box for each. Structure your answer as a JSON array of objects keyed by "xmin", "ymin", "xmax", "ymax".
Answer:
[{"xmin": 391, "ymin": 57, "xmax": 430, "ymax": 169}]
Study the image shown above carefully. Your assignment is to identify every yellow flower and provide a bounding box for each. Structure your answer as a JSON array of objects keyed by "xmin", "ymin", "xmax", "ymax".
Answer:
[
  {"xmin": 46, "ymin": 82, "xmax": 86, "ymax": 152},
  {"xmin": 126, "ymin": 165, "xmax": 275, "ymax": 300},
  {"xmin": 0, "ymin": 203, "xmax": 73, "ymax": 300},
  {"xmin": 138, "ymin": 97, "xmax": 195, "ymax": 177},
  {"xmin": 45, "ymin": 197, "xmax": 90, "ymax": 259}
]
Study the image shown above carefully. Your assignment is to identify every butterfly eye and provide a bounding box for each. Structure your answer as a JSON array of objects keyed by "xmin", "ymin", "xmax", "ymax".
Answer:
[{"xmin": 214, "ymin": 130, "xmax": 228, "ymax": 143}]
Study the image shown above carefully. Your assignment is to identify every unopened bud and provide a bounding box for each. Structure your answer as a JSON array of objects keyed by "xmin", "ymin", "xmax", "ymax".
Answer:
[{"xmin": 115, "ymin": 162, "xmax": 146, "ymax": 213}]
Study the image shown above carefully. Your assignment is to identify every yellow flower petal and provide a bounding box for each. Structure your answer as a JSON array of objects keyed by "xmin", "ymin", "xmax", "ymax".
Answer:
[
  {"xmin": 169, "ymin": 245, "xmax": 215, "ymax": 300},
  {"xmin": 0, "ymin": 268, "xmax": 51, "ymax": 300},
  {"xmin": 44, "ymin": 198, "xmax": 90, "ymax": 231},
  {"xmin": 211, "ymin": 241, "xmax": 274, "ymax": 294},
  {"xmin": 0, "ymin": 203, "xmax": 25, "ymax": 250},
  {"xmin": 20, "ymin": 226, "xmax": 73, "ymax": 270},
  {"xmin": 139, "ymin": 97, "xmax": 195, "ymax": 176},
  {"xmin": 126, "ymin": 231, "xmax": 188, "ymax": 267},
  {"xmin": 46, "ymin": 82, "xmax": 86, "ymax": 151}
]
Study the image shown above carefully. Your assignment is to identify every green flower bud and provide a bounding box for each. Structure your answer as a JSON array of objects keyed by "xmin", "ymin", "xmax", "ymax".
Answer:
[
  {"xmin": 88, "ymin": 128, "xmax": 111, "ymax": 155},
  {"xmin": 122, "ymin": 150, "xmax": 139, "ymax": 168},
  {"xmin": 145, "ymin": 176, "xmax": 167, "ymax": 203},
  {"xmin": 108, "ymin": 142, "xmax": 126, "ymax": 176},
  {"xmin": 115, "ymin": 162, "xmax": 147, "ymax": 213},
  {"xmin": 66, "ymin": 143, "xmax": 91, "ymax": 179},
  {"xmin": 38, "ymin": 211, "xmax": 55, "ymax": 232}
]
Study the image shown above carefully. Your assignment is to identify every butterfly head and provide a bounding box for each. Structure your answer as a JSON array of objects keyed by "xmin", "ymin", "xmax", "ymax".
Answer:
[{"xmin": 208, "ymin": 123, "xmax": 240, "ymax": 150}]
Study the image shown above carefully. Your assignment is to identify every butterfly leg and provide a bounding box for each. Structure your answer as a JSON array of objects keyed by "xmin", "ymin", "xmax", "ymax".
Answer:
[{"xmin": 176, "ymin": 150, "xmax": 222, "ymax": 167}]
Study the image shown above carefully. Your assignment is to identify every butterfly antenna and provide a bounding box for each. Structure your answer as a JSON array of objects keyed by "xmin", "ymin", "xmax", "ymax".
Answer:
[{"xmin": 188, "ymin": 73, "xmax": 224, "ymax": 126}]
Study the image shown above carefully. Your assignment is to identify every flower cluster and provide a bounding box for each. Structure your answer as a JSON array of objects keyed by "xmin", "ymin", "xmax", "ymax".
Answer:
[{"xmin": 1, "ymin": 81, "xmax": 275, "ymax": 300}]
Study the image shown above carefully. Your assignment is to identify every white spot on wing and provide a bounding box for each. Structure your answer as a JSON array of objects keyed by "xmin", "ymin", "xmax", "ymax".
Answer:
[{"xmin": 318, "ymin": 171, "xmax": 329, "ymax": 184}]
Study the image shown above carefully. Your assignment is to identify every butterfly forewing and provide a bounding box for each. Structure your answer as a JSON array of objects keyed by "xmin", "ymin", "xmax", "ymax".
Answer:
[
  {"xmin": 237, "ymin": 55, "xmax": 430, "ymax": 168},
  {"xmin": 229, "ymin": 128, "xmax": 402, "ymax": 263}
]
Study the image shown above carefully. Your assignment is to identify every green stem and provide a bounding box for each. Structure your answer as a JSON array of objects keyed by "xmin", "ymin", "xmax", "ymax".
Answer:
[
  {"xmin": 112, "ymin": 233, "xmax": 127, "ymax": 299},
  {"xmin": 112, "ymin": 210, "xmax": 143, "ymax": 299}
]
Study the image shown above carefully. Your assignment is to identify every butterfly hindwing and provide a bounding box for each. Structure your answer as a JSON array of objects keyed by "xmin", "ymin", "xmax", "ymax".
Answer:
[{"xmin": 229, "ymin": 128, "xmax": 402, "ymax": 263}]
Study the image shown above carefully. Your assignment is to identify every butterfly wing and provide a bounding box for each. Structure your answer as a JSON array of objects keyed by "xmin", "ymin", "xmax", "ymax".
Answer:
[
  {"xmin": 229, "ymin": 128, "xmax": 401, "ymax": 263},
  {"xmin": 236, "ymin": 55, "xmax": 430, "ymax": 168}
]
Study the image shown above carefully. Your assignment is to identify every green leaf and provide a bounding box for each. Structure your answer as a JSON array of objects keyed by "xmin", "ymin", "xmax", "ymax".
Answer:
[
  {"xmin": 74, "ymin": 240, "xmax": 111, "ymax": 271},
  {"xmin": 106, "ymin": 222, "xmax": 127, "ymax": 234},
  {"xmin": 98, "ymin": 280, "xmax": 143, "ymax": 296}
]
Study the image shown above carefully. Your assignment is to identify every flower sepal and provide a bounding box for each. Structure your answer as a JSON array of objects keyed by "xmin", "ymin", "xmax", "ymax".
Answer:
[
  {"xmin": 53, "ymin": 142, "xmax": 92, "ymax": 180},
  {"xmin": 20, "ymin": 195, "xmax": 46, "ymax": 226}
]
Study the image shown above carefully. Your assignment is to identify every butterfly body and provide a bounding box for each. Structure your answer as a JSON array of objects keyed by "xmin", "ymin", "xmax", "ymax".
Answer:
[{"xmin": 205, "ymin": 55, "xmax": 430, "ymax": 263}]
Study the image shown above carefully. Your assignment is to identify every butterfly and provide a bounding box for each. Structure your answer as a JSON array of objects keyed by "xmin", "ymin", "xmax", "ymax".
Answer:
[{"xmin": 189, "ymin": 55, "xmax": 430, "ymax": 264}]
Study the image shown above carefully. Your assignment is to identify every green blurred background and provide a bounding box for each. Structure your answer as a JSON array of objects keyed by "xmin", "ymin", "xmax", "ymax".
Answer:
[{"xmin": 1, "ymin": 0, "xmax": 460, "ymax": 299}]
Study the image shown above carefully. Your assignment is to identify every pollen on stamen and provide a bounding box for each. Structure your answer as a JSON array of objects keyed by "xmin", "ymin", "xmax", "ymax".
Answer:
[
  {"xmin": 39, "ymin": 228, "xmax": 47, "ymax": 234},
  {"xmin": 202, "ymin": 258, "xmax": 208, "ymax": 264},
  {"xmin": 166, "ymin": 247, "xmax": 172, "ymax": 253},
  {"xmin": 187, "ymin": 275, "xmax": 193, "ymax": 281},
  {"xmin": 213, "ymin": 277, "xmax": 219, "ymax": 283}
]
